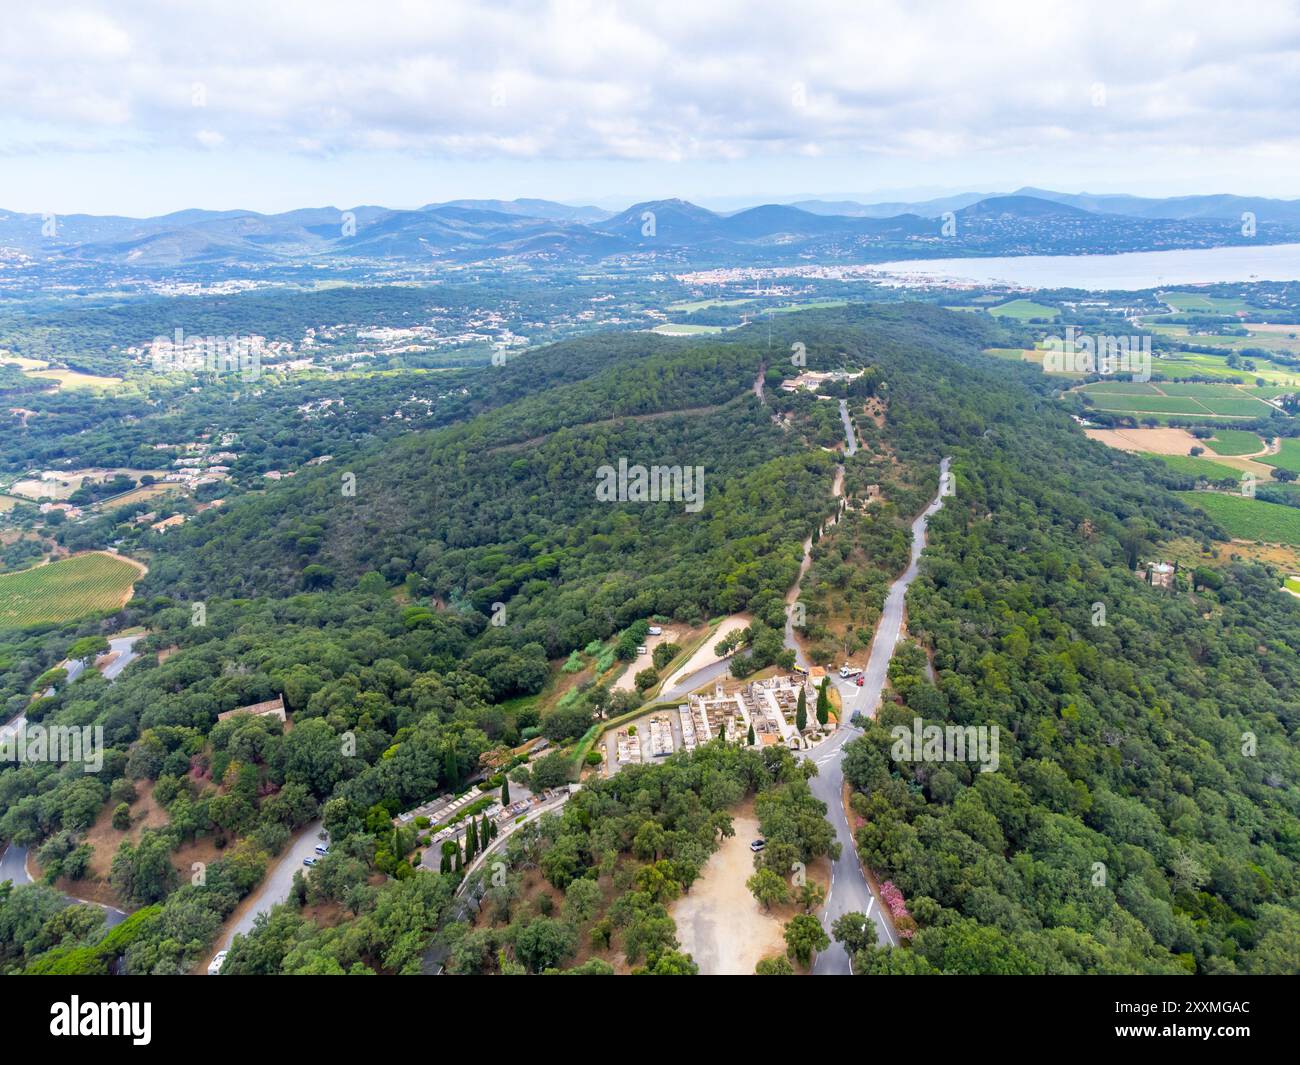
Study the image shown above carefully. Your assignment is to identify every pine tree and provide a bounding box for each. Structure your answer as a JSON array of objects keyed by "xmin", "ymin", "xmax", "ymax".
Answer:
[
  {"xmin": 796, "ymin": 699, "xmax": 807, "ymax": 732},
  {"xmin": 465, "ymin": 818, "xmax": 478, "ymax": 862},
  {"xmin": 817, "ymin": 697, "xmax": 829, "ymax": 727},
  {"xmin": 501, "ymin": 779, "xmax": 510, "ymax": 806},
  {"xmin": 747, "ymin": 723, "xmax": 756, "ymax": 745},
  {"xmin": 479, "ymin": 816, "xmax": 490, "ymax": 851}
]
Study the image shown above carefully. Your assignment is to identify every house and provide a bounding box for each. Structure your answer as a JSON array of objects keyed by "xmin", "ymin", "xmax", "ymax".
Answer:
[
  {"xmin": 1147, "ymin": 561, "xmax": 1176, "ymax": 590},
  {"xmin": 150, "ymin": 514, "xmax": 186, "ymax": 533}
]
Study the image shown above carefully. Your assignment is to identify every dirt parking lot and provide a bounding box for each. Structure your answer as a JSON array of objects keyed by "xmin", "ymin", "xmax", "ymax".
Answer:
[{"xmin": 671, "ymin": 809, "xmax": 784, "ymax": 975}]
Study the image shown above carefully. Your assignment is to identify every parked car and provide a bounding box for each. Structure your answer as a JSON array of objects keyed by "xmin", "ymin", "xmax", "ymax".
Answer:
[
  {"xmin": 750, "ymin": 838, "xmax": 767, "ymax": 853},
  {"xmin": 303, "ymin": 856, "xmax": 318, "ymax": 867},
  {"xmin": 856, "ymin": 675, "xmax": 865, "ymax": 687},
  {"xmin": 839, "ymin": 665, "xmax": 863, "ymax": 679},
  {"xmin": 647, "ymin": 625, "xmax": 662, "ymax": 636},
  {"xmin": 637, "ymin": 645, "xmax": 648, "ymax": 656},
  {"xmin": 207, "ymin": 950, "xmax": 228, "ymax": 976},
  {"xmin": 314, "ymin": 844, "xmax": 329, "ymax": 855}
]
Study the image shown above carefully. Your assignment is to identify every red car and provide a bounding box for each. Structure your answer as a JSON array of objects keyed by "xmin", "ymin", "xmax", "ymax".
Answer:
[{"xmin": 856, "ymin": 675, "xmax": 864, "ymax": 686}]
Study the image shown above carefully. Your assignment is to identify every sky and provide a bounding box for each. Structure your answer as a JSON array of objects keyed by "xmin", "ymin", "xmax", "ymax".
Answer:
[{"xmin": 4, "ymin": 0, "xmax": 1300, "ymax": 216}]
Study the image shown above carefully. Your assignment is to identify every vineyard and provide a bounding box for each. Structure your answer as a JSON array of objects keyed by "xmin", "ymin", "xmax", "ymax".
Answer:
[
  {"xmin": 1178, "ymin": 492, "xmax": 1300, "ymax": 546},
  {"xmin": 0, "ymin": 551, "xmax": 145, "ymax": 627}
]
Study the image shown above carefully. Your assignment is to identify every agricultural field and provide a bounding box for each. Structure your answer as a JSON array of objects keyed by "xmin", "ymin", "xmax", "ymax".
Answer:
[
  {"xmin": 666, "ymin": 298, "xmax": 754, "ymax": 313},
  {"xmin": 650, "ymin": 323, "xmax": 727, "ymax": 335},
  {"xmin": 23, "ymin": 368, "xmax": 125, "ymax": 391},
  {"xmin": 0, "ymin": 551, "xmax": 146, "ymax": 627},
  {"xmin": 1142, "ymin": 342, "xmax": 1300, "ymax": 385},
  {"xmin": 982, "ymin": 346, "xmax": 1082, "ymax": 377},
  {"xmin": 987, "ymin": 299, "xmax": 1059, "ymax": 321},
  {"xmin": 1159, "ymin": 291, "xmax": 1262, "ymax": 314},
  {"xmin": 1075, "ymin": 380, "xmax": 1276, "ymax": 420},
  {"xmin": 1203, "ymin": 429, "xmax": 1266, "ymax": 455},
  {"xmin": 1147, "ymin": 454, "xmax": 1242, "ymax": 480},
  {"xmin": 1270, "ymin": 438, "xmax": 1300, "ymax": 474},
  {"xmin": 1177, "ymin": 491, "xmax": 1300, "ymax": 545}
]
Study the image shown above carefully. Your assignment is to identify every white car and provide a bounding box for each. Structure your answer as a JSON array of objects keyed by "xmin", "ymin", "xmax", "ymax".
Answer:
[
  {"xmin": 207, "ymin": 950, "xmax": 228, "ymax": 976},
  {"xmin": 637, "ymin": 645, "xmax": 648, "ymax": 656},
  {"xmin": 647, "ymin": 625, "xmax": 662, "ymax": 636}
]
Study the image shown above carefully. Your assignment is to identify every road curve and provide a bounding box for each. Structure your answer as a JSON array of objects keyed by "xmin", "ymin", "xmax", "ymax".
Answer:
[{"xmin": 803, "ymin": 457, "xmax": 952, "ymax": 974}]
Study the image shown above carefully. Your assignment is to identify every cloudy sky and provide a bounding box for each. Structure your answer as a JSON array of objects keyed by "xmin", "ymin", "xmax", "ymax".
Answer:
[{"xmin": 5, "ymin": 0, "xmax": 1300, "ymax": 215}]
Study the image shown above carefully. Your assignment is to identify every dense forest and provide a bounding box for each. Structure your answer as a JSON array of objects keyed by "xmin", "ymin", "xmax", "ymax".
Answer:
[{"xmin": 3, "ymin": 303, "xmax": 1298, "ymax": 975}]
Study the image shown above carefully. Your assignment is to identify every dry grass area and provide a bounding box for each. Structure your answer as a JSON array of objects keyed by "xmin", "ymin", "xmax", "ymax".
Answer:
[
  {"xmin": 1164, "ymin": 534, "xmax": 1300, "ymax": 574},
  {"xmin": 1086, "ymin": 426, "xmax": 1205, "ymax": 455}
]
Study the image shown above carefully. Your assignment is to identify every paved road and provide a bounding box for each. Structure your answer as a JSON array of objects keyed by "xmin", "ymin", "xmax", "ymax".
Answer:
[
  {"xmin": 213, "ymin": 819, "xmax": 324, "ymax": 956},
  {"xmin": 0, "ymin": 842, "xmax": 129, "ymax": 928},
  {"xmin": 48, "ymin": 633, "xmax": 142, "ymax": 688},
  {"xmin": 838, "ymin": 399, "xmax": 858, "ymax": 456},
  {"xmin": 0, "ymin": 638, "xmax": 144, "ymax": 930},
  {"xmin": 797, "ymin": 458, "xmax": 952, "ymax": 974},
  {"xmin": 0, "ymin": 842, "xmax": 30, "ymax": 885}
]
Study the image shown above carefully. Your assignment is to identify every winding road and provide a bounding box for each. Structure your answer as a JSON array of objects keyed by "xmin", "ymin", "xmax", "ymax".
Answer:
[
  {"xmin": 795, "ymin": 457, "xmax": 953, "ymax": 974},
  {"xmin": 0, "ymin": 635, "xmax": 145, "ymax": 928}
]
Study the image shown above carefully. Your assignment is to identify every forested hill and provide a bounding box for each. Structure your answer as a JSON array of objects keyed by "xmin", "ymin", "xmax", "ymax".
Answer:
[
  {"xmin": 143, "ymin": 306, "xmax": 1006, "ymax": 611},
  {"xmin": 7, "ymin": 303, "xmax": 1298, "ymax": 975}
]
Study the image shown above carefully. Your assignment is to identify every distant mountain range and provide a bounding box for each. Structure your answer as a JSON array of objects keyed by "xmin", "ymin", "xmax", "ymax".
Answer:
[{"xmin": 2, "ymin": 189, "xmax": 1296, "ymax": 271}]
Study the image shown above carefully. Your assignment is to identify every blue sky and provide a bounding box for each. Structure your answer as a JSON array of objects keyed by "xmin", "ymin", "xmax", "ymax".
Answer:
[{"xmin": 4, "ymin": 0, "xmax": 1300, "ymax": 216}]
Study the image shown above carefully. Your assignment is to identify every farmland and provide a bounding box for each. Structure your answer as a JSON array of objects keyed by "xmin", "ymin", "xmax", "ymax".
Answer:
[
  {"xmin": 987, "ymin": 299, "xmax": 1059, "ymax": 321},
  {"xmin": 1202, "ymin": 429, "xmax": 1265, "ymax": 455},
  {"xmin": 1147, "ymin": 453, "xmax": 1242, "ymax": 480},
  {"xmin": 0, "ymin": 551, "xmax": 146, "ymax": 627},
  {"xmin": 1075, "ymin": 380, "xmax": 1276, "ymax": 420},
  {"xmin": 1177, "ymin": 491, "xmax": 1300, "ymax": 545},
  {"xmin": 1270, "ymin": 438, "xmax": 1300, "ymax": 474},
  {"xmin": 1159, "ymin": 291, "xmax": 1263, "ymax": 314}
]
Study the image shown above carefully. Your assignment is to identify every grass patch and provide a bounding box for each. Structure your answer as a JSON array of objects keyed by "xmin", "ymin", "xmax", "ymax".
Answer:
[
  {"xmin": 1146, "ymin": 454, "xmax": 1242, "ymax": 480},
  {"xmin": 1270, "ymin": 438, "xmax": 1300, "ymax": 475},
  {"xmin": 987, "ymin": 299, "xmax": 1059, "ymax": 321},
  {"xmin": 1177, "ymin": 492, "xmax": 1300, "ymax": 545},
  {"xmin": 1204, "ymin": 430, "xmax": 1265, "ymax": 455}
]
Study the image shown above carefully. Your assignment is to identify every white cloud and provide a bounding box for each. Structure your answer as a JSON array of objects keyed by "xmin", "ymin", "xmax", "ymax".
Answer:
[{"xmin": 4, "ymin": 0, "xmax": 1300, "ymax": 206}]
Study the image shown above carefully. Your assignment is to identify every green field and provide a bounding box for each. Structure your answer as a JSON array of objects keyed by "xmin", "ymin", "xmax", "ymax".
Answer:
[
  {"xmin": 1147, "ymin": 454, "xmax": 1241, "ymax": 480},
  {"xmin": 1271, "ymin": 438, "xmax": 1300, "ymax": 474},
  {"xmin": 1204, "ymin": 430, "xmax": 1264, "ymax": 455},
  {"xmin": 665, "ymin": 298, "xmax": 754, "ymax": 313},
  {"xmin": 1161, "ymin": 291, "xmax": 1260, "ymax": 314},
  {"xmin": 1177, "ymin": 492, "xmax": 1300, "ymax": 545},
  {"xmin": 1084, "ymin": 393, "xmax": 1205, "ymax": 414},
  {"xmin": 988, "ymin": 299, "xmax": 1059, "ymax": 321},
  {"xmin": 0, "ymin": 552, "xmax": 143, "ymax": 627},
  {"xmin": 1078, "ymin": 382, "xmax": 1274, "ymax": 420},
  {"xmin": 650, "ymin": 323, "xmax": 727, "ymax": 335}
]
